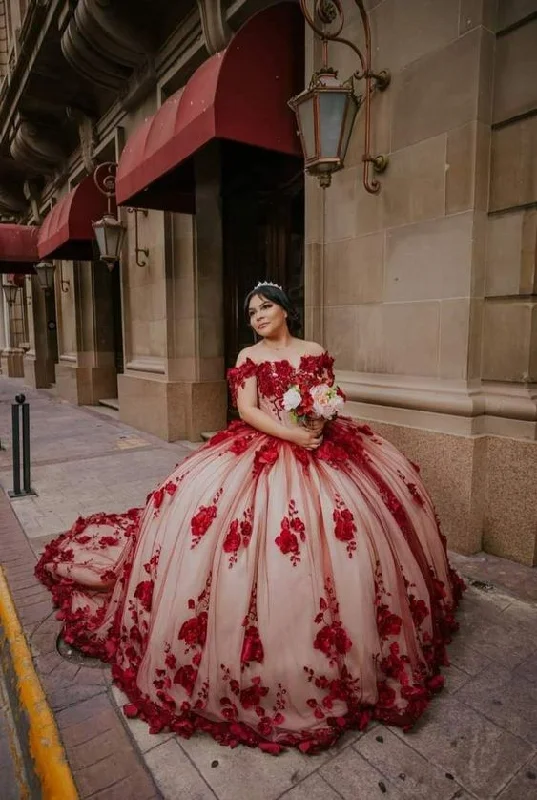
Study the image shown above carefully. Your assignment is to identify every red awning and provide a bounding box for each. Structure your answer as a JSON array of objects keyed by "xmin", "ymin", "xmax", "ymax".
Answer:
[
  {"xmin": 0, "ymin": 224, "xmax": 39, "ymax": 273},
  {"xmin": 116, "ymin": 2, "xmax": 303, "ymax": 211},
  {"xmin": 37, "ymin": 175, "xmax": 114, "ymax": 260}
]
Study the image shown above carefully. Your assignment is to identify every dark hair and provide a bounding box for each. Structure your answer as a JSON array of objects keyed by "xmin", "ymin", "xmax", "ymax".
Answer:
[{"xmin": 244, "ymin": 284, "xmax": 300, "ymax": 331}]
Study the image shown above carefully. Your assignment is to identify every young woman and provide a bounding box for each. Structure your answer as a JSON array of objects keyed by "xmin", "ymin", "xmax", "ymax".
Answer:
[{"xmin": 36, "ymin": 282, "xmax": 464, "ymax": 754}]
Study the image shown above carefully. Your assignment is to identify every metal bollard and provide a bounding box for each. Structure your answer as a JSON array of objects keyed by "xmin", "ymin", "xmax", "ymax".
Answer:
[{"xmin": 9, "ymin": 394, "xmax": 35, "ymax": 497}]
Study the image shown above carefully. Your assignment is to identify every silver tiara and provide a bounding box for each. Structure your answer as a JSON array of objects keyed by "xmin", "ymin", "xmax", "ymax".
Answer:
[{"xmin": 252, "ymin": 281, "xmax": 282, "ymax": 292}]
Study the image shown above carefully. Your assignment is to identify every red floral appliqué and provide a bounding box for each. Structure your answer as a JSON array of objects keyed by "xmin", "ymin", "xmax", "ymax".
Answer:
[
  {"xmin": 333, "ymin": 495, "xmax": 357, "ymax": 557},
  {"xmin": 223, "ymin": 508, "xmax": 253, "ymax": 568},
  {"xmin": 241, "ymin": 584, "xmax": 264, "ymax": 669},
  {"xmin": 313, "ymin": 579, "xmax": 353, "ymax": 666},
  {"xmin": 252, "ymin": 440, "xmax": 280, "ymax": 478},
  {"xmin": 191, "ymin": 489, "xmax": 222, "ymax": 548},
  {"xmin": 275, "ymin": 500, "xmax": 306, "ymax": 566}
]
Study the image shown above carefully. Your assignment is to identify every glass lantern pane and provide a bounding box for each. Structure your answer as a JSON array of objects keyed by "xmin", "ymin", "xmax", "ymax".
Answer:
[
  {"xmin": 340, "ymin": 94, "xmax": 360, "ymax": 160},
  {"xmin": 296, "ymin": 96, "xmax": 316, "ymax": 161},
  {"xmin": 92, "ymin": 221, "xmax": 108, "ymax": 259},
  {"xmin": 36, "ymin": 263, "xmax": 54, "ymax": 290},
  {"xmin": 318, "ymin": 91, "xmax": 348, "ymax": 158},
  {"xmin": 106, "ymin": 224, "xmax": 124, "ymax": 261}
]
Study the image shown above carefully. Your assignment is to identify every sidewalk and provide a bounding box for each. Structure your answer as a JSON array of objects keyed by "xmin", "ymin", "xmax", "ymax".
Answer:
[{"xmin": 0, "ymin": 375, "xmax": 536, "ymax": 800}]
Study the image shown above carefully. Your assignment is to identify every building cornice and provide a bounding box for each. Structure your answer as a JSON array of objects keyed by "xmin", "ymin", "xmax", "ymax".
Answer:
[{"xmin": 0, "ymin": 0, "xmax": 61, "ymax": 146}]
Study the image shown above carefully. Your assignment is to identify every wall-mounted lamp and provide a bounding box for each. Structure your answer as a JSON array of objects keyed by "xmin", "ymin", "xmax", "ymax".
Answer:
[
  {"xmin": 36, "ymin": 261, "xmax": 70, "ymax": 293},
  {"xmin": 92, "ymin": 162, "xmax": 127, "ymax": 270},
  {"xmin": 127, "ymin": 207, "xmax": 149, "ymax": 267},
  {"xmin": 289, "ymin": 0, "xmax": 390, "ymax": 191},
  {"xmin": 35, "ymin": 261, "xmax": 55, "ymax": 291},
  {"xmin": 2, "ymin": 280, "xmax": 20, "ymax": 306}
]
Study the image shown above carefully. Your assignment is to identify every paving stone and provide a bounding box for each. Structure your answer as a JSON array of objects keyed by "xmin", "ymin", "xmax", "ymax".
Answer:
[
  {"xmin": 443, "ymin": 663, "xmax": 472, "ymax": 694},
  {"xmin": 449, "ymin": 551, "xmax": 537, "ymax": 604},
  {"xmin": 445, "ymin": 637, "xmax": 493, "ymax": 677},
  {"xmin": 321, "ymin": 745, "xmax": 402, "ymax": 799},
  {"xmin": 280, "ymin": 773, "xmax": 343, "ymax": 800},
  {"xmin": 496, "ymin": 754, "xmax": 537, "ymax": 800},
  {"xmin": 454, "ymin": 605, "xmax": 537, "ymax": 670},
  {"xmin": 89, "ymin": 773, "xmax": 158, "ymax": 800},
  {"xmin": 455, "ymin": 664, "xmax": 537, "ymax": 745},
  {"xmin": 145, "ymin": 739, "xmax": 217, "ymax": 800},
  {"xmin": 514, "ymin": 651, "xmax": 537, "ymax": 687},
  {"xmin": 389, "ymin": 696, "xmax": 533, "ymax": 798},
  {"xmin": 73, "ymin": 747, "xmax": 152, "ymax": 798},
  {"xmin": 178, "ymin": 731, "xmax": 333, "ymax": 800},
  {"xmin": 355, "ymin": 727, "xmax": 465, "ymax": 799}
]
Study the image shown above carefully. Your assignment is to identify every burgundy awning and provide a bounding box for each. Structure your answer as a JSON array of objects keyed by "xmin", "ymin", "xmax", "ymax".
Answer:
[
  {"xmin": 116, "ymin": 2, "xmax": 303, "ymax": 211},
  {"xmin": 0, "ymin": 224, "xmax": 39, "ymax": 273},
  {"xmin": 37, "ymin": 175, "xmax": 114, "ymax": 260}
]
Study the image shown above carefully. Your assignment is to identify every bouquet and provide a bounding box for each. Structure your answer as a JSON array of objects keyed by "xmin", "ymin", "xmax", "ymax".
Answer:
[{"xmin": 282, "ymin": 379, "xmax": 345, "ymax": 425}]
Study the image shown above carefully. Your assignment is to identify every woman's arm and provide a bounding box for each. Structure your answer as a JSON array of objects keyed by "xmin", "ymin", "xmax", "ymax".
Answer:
[{"xmin": 235, "ymin": 350, "xmax": 321, "ymax": 449}]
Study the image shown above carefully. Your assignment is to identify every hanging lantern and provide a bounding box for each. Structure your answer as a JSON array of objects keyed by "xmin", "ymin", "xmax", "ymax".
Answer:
[
  {"xmin": 2, "ymin": 281, "xmax": 20, "ymax": 306},
  {"xmin": 35, "ymin": 261, "xmax": 55, "ymax": 291},
  {"xmin": 92, "ymin": 163, "xmax": 126, "ymax": 270},
  {"xmin": 289, "ymin": 68, "xmax": 360, "ymax": 188},
  {"xmin": 92, "ymin": 213, "xmax": 126, "ymax": 269},
  {"xmin": 292, "ymin": 0, "xmax": 390, "ymax": 192}
]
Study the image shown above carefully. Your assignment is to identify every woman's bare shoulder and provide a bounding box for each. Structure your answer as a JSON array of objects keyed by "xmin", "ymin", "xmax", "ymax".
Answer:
[
  {"xmin": 236, "ymin": 344, "xmax": 264, "ymax": 366},
  {"xmin": 299, "ymin": 340, "xmax": 326, "ymax": 357}
]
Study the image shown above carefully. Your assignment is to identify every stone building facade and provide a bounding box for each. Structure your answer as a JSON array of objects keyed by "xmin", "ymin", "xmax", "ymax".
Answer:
[{"xmin": 0, "ymin": 0, "xmax": 536, "ymax": 566}]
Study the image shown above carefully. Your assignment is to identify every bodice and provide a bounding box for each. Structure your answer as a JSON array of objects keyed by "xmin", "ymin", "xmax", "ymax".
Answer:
[{"xmin": 227, "ymin": 352, "xmax": 335, "ymax": 425}]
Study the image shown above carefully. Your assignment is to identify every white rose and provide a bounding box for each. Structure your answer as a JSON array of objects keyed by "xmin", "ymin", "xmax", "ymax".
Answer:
[{"xmin": 282, "ymin": 387, "xmax": 301, "ymax": 412}]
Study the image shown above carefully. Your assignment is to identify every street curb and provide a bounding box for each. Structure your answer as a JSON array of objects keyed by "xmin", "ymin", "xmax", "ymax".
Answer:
[{"xmin": 0, "ymin": 566, "xmax": 79, "ymax": 800}]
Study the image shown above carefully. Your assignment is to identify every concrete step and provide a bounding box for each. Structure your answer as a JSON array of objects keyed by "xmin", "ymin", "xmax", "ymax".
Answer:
[{"xmin": 98, "ymin": 397, "xmax": 120, "ymax": 411}]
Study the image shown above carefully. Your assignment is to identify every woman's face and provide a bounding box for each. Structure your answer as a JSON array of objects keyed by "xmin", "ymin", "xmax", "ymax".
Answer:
[{"xmin": 248, "ymin": 294, "xmax": 287, "ymax": 338}]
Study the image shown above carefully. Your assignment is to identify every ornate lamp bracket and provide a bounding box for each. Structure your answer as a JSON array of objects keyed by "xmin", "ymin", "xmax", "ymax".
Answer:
[{"xmin": 299, "ymin": 0, "xmax": 390, "ymax": 193}]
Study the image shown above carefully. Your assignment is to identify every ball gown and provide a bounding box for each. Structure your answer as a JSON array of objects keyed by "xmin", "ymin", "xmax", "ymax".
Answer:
[{"xmin": 35, "ymin": 351, "xmax": 464, "ymax": 754}]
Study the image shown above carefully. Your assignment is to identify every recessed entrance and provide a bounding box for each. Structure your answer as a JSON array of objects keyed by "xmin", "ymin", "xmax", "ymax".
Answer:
[{"xmin": 222, "ymin": 141, "xmax": 304, "ymax": 372}]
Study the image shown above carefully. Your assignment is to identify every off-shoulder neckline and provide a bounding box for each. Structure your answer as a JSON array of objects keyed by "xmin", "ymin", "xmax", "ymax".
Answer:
[{"xmin": 231, "ymin": 352, "xmax": 332, "ymax": 372}]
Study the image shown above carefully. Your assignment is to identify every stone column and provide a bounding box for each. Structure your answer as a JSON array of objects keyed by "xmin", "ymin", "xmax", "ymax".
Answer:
[
  {"xmin": 117, "ymin": 142, "xmax": 227, "ymax": 441},
  {"xmin": 23, "ymin": 275, "xmax": 55, "ymax": 388},
  {"xmin": 0, "ymin": 284, "xmax": 25, "ymax": 377},
  {"xmin": 0, "ymin": 287, "xmax": 6, "ymax": 368},
  {"xmin": 55, "ymin": 261, "xmax": 118, "ymax": 404},
  {"xmin": 163, "ymin": 142, "xmax": 228, "ymax": 441}
]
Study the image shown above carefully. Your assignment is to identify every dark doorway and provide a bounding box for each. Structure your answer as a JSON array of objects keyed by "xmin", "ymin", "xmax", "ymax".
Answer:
[
  {"xmin": 221, "ymin": 141, "xmax": 304, "ymax": 371},
  {"xmin": 92, "ymin": 259, "xmax": 124, "ymax": 404},
  {"xmin": 45, "ymin": 288, "xmax": 59, "ymax": 385}
]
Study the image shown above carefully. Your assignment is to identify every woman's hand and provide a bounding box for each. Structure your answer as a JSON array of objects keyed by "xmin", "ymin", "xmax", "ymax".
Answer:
[
  {"xmin": 288, "ymin": 426, "xmax": 322, "ymax": 450},
  {"xmin": 303, "ymin": 416, "xmax": 325, "ymax": 436}
]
